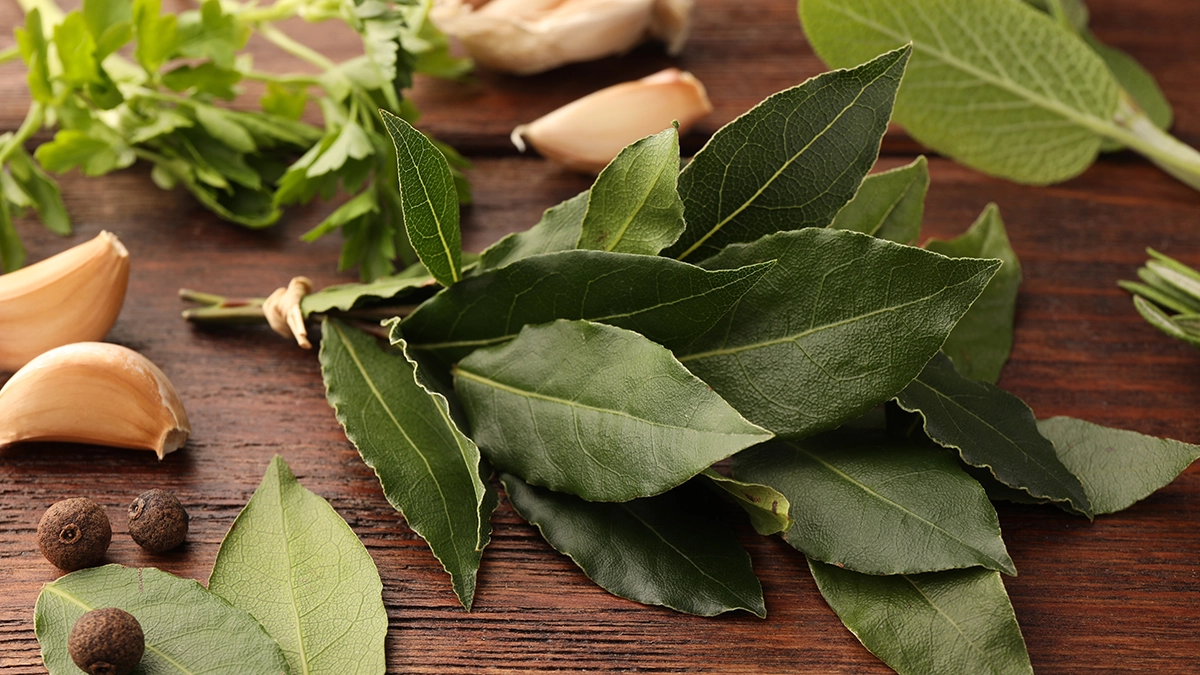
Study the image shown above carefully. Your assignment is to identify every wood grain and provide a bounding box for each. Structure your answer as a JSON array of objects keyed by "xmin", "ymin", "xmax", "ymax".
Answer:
[{"xmin": 2, "ymin": 0, "xmax": 1200, "ymax": 673}]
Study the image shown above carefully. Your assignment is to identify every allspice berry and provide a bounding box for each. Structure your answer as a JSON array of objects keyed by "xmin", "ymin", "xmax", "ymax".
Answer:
[
  {"xmin": 68, "ymin": 607, "xmax": 144, "ymax": 675},
  {"xmin": 127, "ymin": 489, "xmax": 188, "ymax": 553},
  {"xmin": 37, "ymin": 498, "xmax": 111, "ymax": 572}
]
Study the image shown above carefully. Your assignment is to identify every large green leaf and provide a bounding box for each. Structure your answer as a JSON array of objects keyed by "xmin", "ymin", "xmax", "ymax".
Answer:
[
  {"xmin": 809, "ymin": 560, "xmax": 1033, "ymax": 675},
  {"xmin": 677, "ymin": 228, "xmax": 1000, "ymax": 438},
  {"xmin": 399, "ymin": 250, "xmax": 775, "ymax": 363},
  {"xmin": 455, "ymin": 320, "xmax": 773, "ymax": 502},
  {"xmin": 380, "ymin": 110, "xmax": 462, "ymax": 287},
  {"xmin": 1038, "ymin": 416, "xmax": 1200, "ymax": 515},
  {"xmin": 801, "ymin": 0, "xmax": 1118, "ymax": 184},
  {"xmin": 924, "ymin": 204, "xmax": 1021, "ymax": 383},
  {"xmin": 895, "ymin": 353, "xmax": 1092, "ymax": 516},
  {"xmin": 828, "ymin": 155, "xmax": 928, "ymax": 244},
  {"xmin": 501, "ymin": 473, "xmax": 766, "ymax": 617},
  {"xmin": 577, "ymin": 126, "xmax": 684, "ymax": 255},
  {"xmin": 319, "ymin": 319, "xmax": 494, "ymax": 609},
  {"xmin": 477, "ymin": 190, "xmax": 589, "ymax": 272},
  {"xmin": 662, "ymin": 46, "xmax": 911, "ymax": 261},
  {"xmin": 34, "ymin": 565, "xmax": 289, "ymax": 674},
  {"xmin": 301, "ymin": 265, "xmax": 437, "ymax": 316},
  {"xmin": 733, "ymin": 433, "xmax": 1014, "ymax": 575},
  {"xmin": 209, "ymin": 455, "xmax": 387, "ymax": 674},
  {"xmin": 699, "ymin": 469, "xmax": 791, "ymax": 536}
]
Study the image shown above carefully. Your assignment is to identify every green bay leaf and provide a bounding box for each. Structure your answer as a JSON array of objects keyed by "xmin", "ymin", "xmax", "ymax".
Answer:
[
  {"xmin": 733, "ymin": 433, "xmax": 1014, "ymax": 575},
  {"xmin": 501, "ymin": 473, "xmax": 766, "ymax": 617},
  {"xmin": 209, "ymin": 455, "xmax": 387, "ymax": 674},
  {"xmin": 319, "ymin": 318, "xmax": 494, "ymax": 609},
  {"xmin": 678, "ymin": 227, "xmax": 999, "ymax": 438},
  {"xmin": 34, "ymin": 565, "xmax": 290, "ymax": 674},
  {"xmin": 828, "ymin": 155, "xmax": 928, "ymax": 244},
  {"xmin": 924, "ymin": 204, "xmax": 1021, "ymax": 383},
  {"xmin": 301, "ymin": 269, "xmax": 435, "ymax": 316},
  {"xmin": 477, "ymin": 190, "xmax": 589, "ymax": 272},
  {"xmin": 699, "ymin": 469, "xmax": 791, "ymax": 536},
  {"xmin": 455, "ymin": 320, "xmax": 773, "ymax": 502},
  {"xmin": 809, "ymin": 560, "xmax": 1033, "ymax": 675},
  {"xmin": 895, "ymin": 352, "xmax": 1092, "ymax": 516},
  {"xmin": 663, "ymin": 45, "xmax": 910, "ymax": 261},
  {"xmin": 1038, "ymin": 416, "xmax": 1200, "ymax": 515},
  {"xmin": 399, "ymin": 249, "xmax": 775, "ymax": 363}
]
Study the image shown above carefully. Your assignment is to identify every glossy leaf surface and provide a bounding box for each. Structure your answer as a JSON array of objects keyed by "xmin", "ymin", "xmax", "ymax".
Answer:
[{"xmin": 829, "ymin": 155, "xmax": 928, "ymax": 244}]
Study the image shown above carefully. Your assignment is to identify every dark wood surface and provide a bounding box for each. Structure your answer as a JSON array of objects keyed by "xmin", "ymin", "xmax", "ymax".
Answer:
[{"xmin": 3, "ymin": 1, "xmax": 1200, "ymax": 673}]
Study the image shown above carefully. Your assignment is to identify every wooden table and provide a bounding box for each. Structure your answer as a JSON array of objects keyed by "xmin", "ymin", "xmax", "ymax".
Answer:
[{"xmin": 2, "ymin": 1, "xmax": 1200, "ymax": 672}]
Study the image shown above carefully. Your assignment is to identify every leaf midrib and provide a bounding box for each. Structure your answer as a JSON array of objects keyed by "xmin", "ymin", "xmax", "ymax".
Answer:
[
  {"xmin": 900, "ymin": 574, "xmax": 998, "ymax": 671},
  {"xmin": 394, "ymin": 121, "xmax": 459, "ymax": 284},
  {"xmin": 272, "ymin": 466, "xmax": 311, "ymax": 675}
]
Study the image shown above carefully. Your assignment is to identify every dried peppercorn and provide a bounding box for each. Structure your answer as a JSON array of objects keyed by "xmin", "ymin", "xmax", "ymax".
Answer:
[
  {"xmin": 68, "ymin": 607, "xmax": 144, "ymax": 675},
  {"xmin": 127, "ymin": 489, "xmax": 188, "ymax": 553},
  {"xmin": 37, "ymin": 497, "xmax": 111, "ymax": 572}
]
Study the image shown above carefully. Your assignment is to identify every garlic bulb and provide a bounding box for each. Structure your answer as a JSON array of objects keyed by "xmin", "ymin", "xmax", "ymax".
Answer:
[{"xmin": 512, "ymin": 68, "xmax": 712, "ymax": 173}]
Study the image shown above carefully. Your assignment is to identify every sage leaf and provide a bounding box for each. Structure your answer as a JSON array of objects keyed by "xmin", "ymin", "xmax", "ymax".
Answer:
[
  {"xmin": 455, "ymin": 320, "xmax": 773, "ymax": 502},
  {"xmin": 700, "ymin": 469, "xmax": 791, "ymax": 536},
  {"xmin": 924, "ymin": 204, "xmax": 1021, "ymax": 383},
  {"xmin": 501, "ymin": 473, "xmax": 766, "ymax": 617},
  {"xmin": 732, "ymin": 433, "xmax": 1015, "ymax": 575},
  {"xmin": 662, "ymin": 46, "xmax": 910, "ymax": 261},
  {"xmin": 399, "ymin": 250, "xmax": 776, "ymax": 363},
  {"xmin": 1085, "ymin": 33, "xmax": 1173, "ymax": 137},
  {"xmin": 828, "ymin": 155, "xmax": 928, "ymax": 244},
  {"xmin": 678, "ymin": 228, "xmax": 1000, "ymax": 438},
  {"xmin": 577, "ymin": 126, "xmax": 685, "ymax": 255},
  {"xmin": 209, "ymin": 455, "xmax": 387, "ymax": 675},
  {"xmin": 319, "ymin": 318, "xmax": 495, "ymax": 609},
  {"xmin": 809, "ymin": 560, "xmax": 1033, "ymax": 675},
  {"xmin": 380, "ymin": 110, "xmax": 462, "ymax": 287},
  {"xmin": 34, "ymin": 565, "xmax": 289, "ymax": 675},
  {"xmin": 895, "ymin": 352, "xmax": 1092, "ymax": 516},
  {"xmin": 477, "ymin": 189, "xmax": 588, "ymax": 272},
  {"xmin": 1038, "ymin": 417, "xmax": 1200, "ymax": 515}
]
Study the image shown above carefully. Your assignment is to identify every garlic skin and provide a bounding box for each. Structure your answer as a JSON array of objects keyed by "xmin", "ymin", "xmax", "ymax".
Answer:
[
  {"xmin": 0, "ymin": 343, "xmax": 191, "ymax": 458},
  {"xmin": 0, "ymin": 231, "xmax": 130, "ymax": 372},
  {"xmin": 433, "ymin": 0, "xmax": 692, "ymax": 75},
  {"xmin": 512, "ymin": 68, "xmax": 712, "ymax": 173}
]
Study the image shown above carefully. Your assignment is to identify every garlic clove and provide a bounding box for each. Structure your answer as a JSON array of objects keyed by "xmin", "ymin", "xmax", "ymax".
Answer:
[
  {"xmin": 0, "ymin": 231, "xmax": 130, "ymax": 372},
  {"xmin": 512, "ymin": 68, "xmax": 712, "ymax": 173},
  {"xmin": 649, "ymin": 0, "xmax": 693, "ymax": 55},
  {"xmin": 0, "ymin": 342, "xmax": 191, "ymax": 459}
]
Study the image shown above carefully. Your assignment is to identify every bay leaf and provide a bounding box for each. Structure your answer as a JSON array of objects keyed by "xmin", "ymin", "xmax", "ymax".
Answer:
[
  {"xmin": 801, "ymin": 0, "xmax": 1118, "ymax": 185},
  {"xmin": 455, "ymin": 320, "xmax": 773, "ymax": 502},
  {"xmin": 301, "ymin": 269, "xmax": 434, "ymax": 316},
  {"xmin": 828, "ymin": 155, "xmax": 928, "ymax": 244},
  {"xmin": 678, "ymin": 227, "xmax": 1000, "ymax": 438},
  {"xmin": 895, "ymin": 352, "xmax": 1092, "ymax": 516},
  {"xmin": 662, "ymin": 46, "xmax": 910, "ymax": 261},
  {"xmin": 500, "ymin": 472, "xmax": 766, "ymax": 617},
  {"xmin": 476, "ymin": 189, "xmax": 588, "ymax": 272},
  {"xmin": 34, "ymin": 564, "xmax": 290, "ymax": 675},
  {"xmin": 700, "ymin": 468, "xmax": 791, "ymax": 536},
  {"xmin": 577, "ymin": 126, "xmax": 684, "ymax": 255},
  {"xmin": 1038, "ymin": 416, "xmax": 1200, "ymax": 515},
  {"xmin": 399, "ymin": 250, "xmax": 775, "ymax": 363},
  {"xmin": 924, "ymin": 204, "xmax": 1021, "ymax": 383},
  {"xmin": 209, "ymin": 455, "xmax": 387, "ymax": 674},
  {"xmin": 319, "ymin": 318, "xmax": 495, "ymax": 609},
  {"xmin": 732, "ymin": 433, "xmax": 1015, "ymax": 575},
  {"xmin": 380, "ymin": 110, "xmax": 462, "ymax": 286},
  {"xmin": 809, "ymin": 560, "xmax": 1033, "ymax": 675}
]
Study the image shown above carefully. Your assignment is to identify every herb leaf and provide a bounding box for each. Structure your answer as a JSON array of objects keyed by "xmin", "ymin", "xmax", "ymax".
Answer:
[
  {"xmin": 320, "ymin": 318, "xmax": 494, "ymax": 609},
  {"xmin": 733, "ymin": 433, "xmax": 1014, "ymax": 575},
  {"xmin": 663, "ymin": 45, "xmax": 911, "ymax": 261},
  {"xmin": 34, "ymin": 565, "xmax": 290, "ymax": 674},
  {"xmin": 209, "ymin": 455, "xmax": 387, "ymax": 674},
  {"xmin": 828, "ymin": 156, "xmax": 928, "ymax": 244},
  {"xmin": 678, "ymin": 228, "xmax": 1000, "ymax": 438},
  {"xmin": 301, "ymin": 270, "xmax": 435, "ymax": 316},
  {"xmin": 895, "ymin": 352, "xmax": 1092, "ymax": 516},
  {"xmin": 1038, "ymin": 417, "xmax": 1200, "ymax": 515},
  {"xmin": 925, "ymin": 204, "xmax": 1021, "ymax": 382},
  {"xmin": 456, "ymin": 320, "xmax": 773, "ymax": 502},
  {"xmin": 699, "ymin": 469, "xmax": 792, "ymax": 536},
  {"xmin": 809, "ymin": 560, "xmax": 1033, "ymax": 675},
  {"xmin": 477, "ymin": 190, "xmax": 589, "ymax": 272}
]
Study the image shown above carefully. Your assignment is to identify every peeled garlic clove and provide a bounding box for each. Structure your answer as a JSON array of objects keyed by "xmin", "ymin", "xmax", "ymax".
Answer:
[
  {"xmin": 512, "ymin": 68, "xmax": 712, "ymax": 173},
  {"xmin": 649, "ymin": 0, "xmax": 693, "ymax": 54},
  {"xmin": 0, "ymin": 343, "xmax": 191, "ymax": 458},
  {"xmin": 0, "ymin": 231, "xmax": 130, "ymax": 372}
]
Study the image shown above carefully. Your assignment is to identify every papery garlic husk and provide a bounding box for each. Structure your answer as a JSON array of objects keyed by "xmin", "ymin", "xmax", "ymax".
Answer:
[
  {"xmin": 433, "ymin": 0, "xmax": 691, "ymax": 75},
  {"xmin": 0, "ymin": 342, "xmax": 191, "ymax": 458},
  {"xmin": 512, "ymin": 67, "xmax": 712, "ymax": 173},
  {"xmin": 0, "ymin": 231, "xmax": 130, "ymax": 372}
]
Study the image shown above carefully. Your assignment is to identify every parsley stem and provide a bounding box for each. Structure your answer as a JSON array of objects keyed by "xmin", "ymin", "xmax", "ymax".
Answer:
[
  {"xmin": 0, "ymin": 45, "xmax": 19, "ymax": 66},
  {"xmin": 0, "ymin": 103, "xmax": 44, "ymax": 167},
  {"xmin": 257, "ymin": 23, "xmax": 337, "ymax": 72},
  {"xmin": 242, "ymin": 70, "xmax": 322, "ymax": 87}
]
